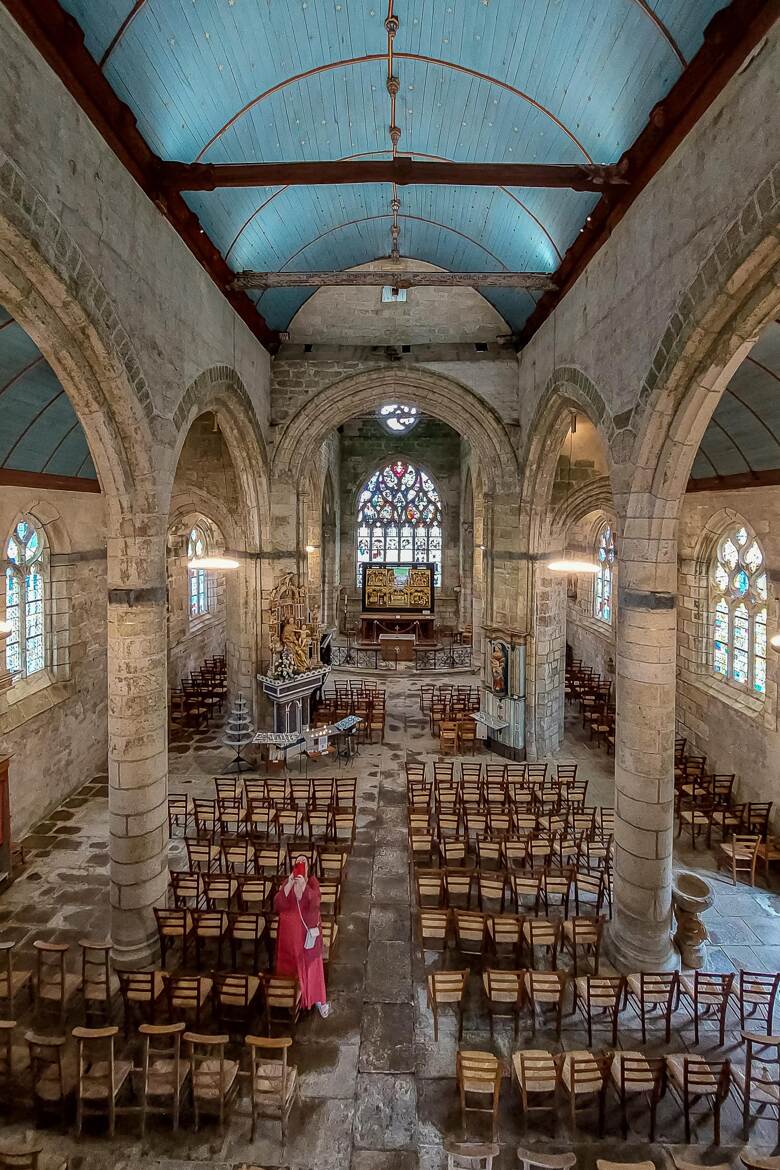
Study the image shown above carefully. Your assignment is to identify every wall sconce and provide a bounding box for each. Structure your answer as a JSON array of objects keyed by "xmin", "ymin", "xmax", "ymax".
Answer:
[
  {"xmin": 305, "ymin": 545, "xmax": 318, "ymax": 554},
  {"xmin": 770, "ymin": 634, "xmax": 780, "ymax": 652}
]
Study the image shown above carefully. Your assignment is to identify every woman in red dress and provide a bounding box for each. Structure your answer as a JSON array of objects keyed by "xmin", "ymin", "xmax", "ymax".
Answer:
[{"xmin": 273, "ymin": 855, "xmax": 330, "ymax": 1017}]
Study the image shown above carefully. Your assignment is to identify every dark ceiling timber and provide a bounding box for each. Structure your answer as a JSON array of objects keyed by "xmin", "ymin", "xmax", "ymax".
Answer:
[
  {"xmin": 517, "ymin": 0, "xmax": 780, "ymax": 348},
  {"xmin": 0, "ymin": 0, "xmax": 278, "ymax": 352},
  {"xmin": 0, "ymin": 468, "xmax": 101, "ymax": 493},
  {"xmin": 230, "ymin": 271, "xmax": 557, "ymax": 291},
  {"xmin": 687, "ymin": 468, "xmax": 780, "ymax": 492},
  {"xmin": 158, "ymin": 160, "xmax": 629, "ymax": 194}
]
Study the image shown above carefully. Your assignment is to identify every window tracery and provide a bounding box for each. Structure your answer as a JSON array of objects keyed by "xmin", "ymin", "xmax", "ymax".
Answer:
[
  {"xmin": 594, "ymin": 523, "xmax": 615, "ymax": 624},
  {"xmin": 188, "ymin": 525, "xmax": 211, "ymax": 619},
  {"xmin": 356, "ymin": 460, "xmax": 442, "ymax": 587},
  {"xmin": 4, "ymin": 517, "xmax": 48, "ymax": 679},
  {"xmin": 711, "ymin": 524, "xmax": 767, "ymax": 694}
]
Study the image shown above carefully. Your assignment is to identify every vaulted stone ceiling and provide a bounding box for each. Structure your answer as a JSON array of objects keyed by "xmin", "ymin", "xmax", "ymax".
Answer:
[
  {"xmin": 0, "ymin": 307, "xmax": 97, "ymax": 482},
  {"xmin": 58, "ymin": 0, "xmax": 728, "ymax": 331}
]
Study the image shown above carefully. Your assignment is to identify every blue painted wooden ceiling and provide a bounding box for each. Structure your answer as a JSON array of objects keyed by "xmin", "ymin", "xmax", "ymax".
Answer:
[
  {"xmin": 58, "ymin": 0, "xmax": 728, "ymax": 332},
  {"xmin": 0, "ymin": 308, "xmax": 97, "ymax": 480},
  {"xmin": 692, "ymin": 321, "xmax": 780, "ymax": 482}
]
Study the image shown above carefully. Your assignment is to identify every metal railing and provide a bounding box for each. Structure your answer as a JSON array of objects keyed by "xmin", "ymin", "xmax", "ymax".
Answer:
[{"xmin": 414, "ymin": 644, "xmax": 473, "ymax": 671}]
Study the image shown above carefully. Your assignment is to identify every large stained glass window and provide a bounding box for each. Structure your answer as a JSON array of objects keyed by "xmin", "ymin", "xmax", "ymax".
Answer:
[
  {"xmin": 594, "ymin": 524, "xmax": 615, "ymax": 624},
  {"xmin": 711, "ymin": 524, "xmax": 768, "ymax": 694},
  {"xmin": 356, "ymin": 460, "xmax": 442, "ymax": 587},
  {"xmin": 4, "ymin": 517, "xmax": 48, "ymax": 680},
  {"xmin": 188, "ymin": 526, "xmax": 211, "ymax": 619}
]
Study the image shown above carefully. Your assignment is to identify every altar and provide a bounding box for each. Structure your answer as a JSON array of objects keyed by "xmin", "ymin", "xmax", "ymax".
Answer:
[{"xmin": 360, "ymin": 614, "xmax": 436, "ymax": 643}]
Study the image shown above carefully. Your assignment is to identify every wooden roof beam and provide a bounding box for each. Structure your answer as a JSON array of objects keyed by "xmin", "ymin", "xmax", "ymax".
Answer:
[
  {"xmin": 229, "ymin": 270, "xmax": 557, "ymax": 290},
  {"xmin": 157, "ymin": 159, "xmax": 629, "ymax": 193}
]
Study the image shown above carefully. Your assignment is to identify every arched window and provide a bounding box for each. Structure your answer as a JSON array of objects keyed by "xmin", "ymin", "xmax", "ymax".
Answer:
[
  {"xmin": 594, "ymin": 523, "xmax": 615, "ymax": 623},
  {"xmin": 356, "ymin": 460, "xmax": 442, "ymax": 587},
  {"xmin": 188, "ymin": 525, "xmax": 211, "ymax": 619},
  {"xmin": 4, "ymin": 517, "xmax": 48, "ymax": 679},
  {"xmin": 711, "ymin": 524, "xmax": 768, "ymax": 694}
]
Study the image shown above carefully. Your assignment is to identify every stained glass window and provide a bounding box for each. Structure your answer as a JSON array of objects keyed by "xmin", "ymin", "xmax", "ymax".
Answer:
[
  {"xmin": 3, "ymin": 517, "xmax": 48, "ymax": 680},
  {"xmin": 710, "ymin": 524, "xmax": 768, "ymax": 694},
  {"xmin": 594, "ymin": 524, "xmax": 615, "ymax": 624},
  {"xmin": 356, "ymin": 460, "xmax": 442, "ymax": 587},
  {"xmin": 188, "ymin": 526, "xmax": 211, "ymax": 619},
  {"xmin": 377, "ymin": 404, "xmax": 419, "ymax": 434}
]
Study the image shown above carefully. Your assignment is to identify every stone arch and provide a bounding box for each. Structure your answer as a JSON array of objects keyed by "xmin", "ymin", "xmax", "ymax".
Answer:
[
  {"xmin": 172, "ymin": 367, "xmax": 272, "ymax": 551},
  {"xmin": 627, "ymin": 165, "xmax": 780, "ymax": 518},
  {"xmin": 0, "ymin": 147, "xmax": 159, "ymax": 519},
  {"xmin": 271, "ymin": 367, "xmax": 520, "ymax": 494},
  {"xmin": 551, "ymin": 476, "xmax": 614, "ymax": 536}
]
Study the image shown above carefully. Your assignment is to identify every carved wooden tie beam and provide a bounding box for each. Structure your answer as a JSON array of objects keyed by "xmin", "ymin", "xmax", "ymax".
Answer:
[{"xmin": 229, "ymin": 271, "xmax": 557, "ymax": 291}]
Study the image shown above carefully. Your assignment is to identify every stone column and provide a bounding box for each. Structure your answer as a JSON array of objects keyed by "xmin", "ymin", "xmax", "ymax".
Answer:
[
  {"xmin": 526, "ymin": 562, "xmax": 566, "ymax": 758},
  {"xmin": 610, "ymin": 521, "xmax": 677, "ymax": 972},
  {"xmin": 107, "ymin": 522, "xmax": 169, "ymax": 968}
]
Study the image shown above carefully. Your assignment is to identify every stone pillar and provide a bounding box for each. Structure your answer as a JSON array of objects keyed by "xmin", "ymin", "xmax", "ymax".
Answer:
[
  {"xmin": 107, "ymin": 523, "xmax": 169, "ymax": 968},
  {"xmin": 526, "ymin": 563, "xmax": 566, "ymax": 758},
  {"xmin": 610, "ymin": 523, "xmax": 677, "ymax": 972}
]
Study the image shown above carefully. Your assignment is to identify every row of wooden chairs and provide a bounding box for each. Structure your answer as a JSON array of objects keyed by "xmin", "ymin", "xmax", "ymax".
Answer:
[
  {"xmin": 406, "ymin": 760, "xmax": 569, "ymax": 785},
  {"xmin": 420, "ymin": 913, "xmax": 604, "ymax": 981},
  {"xmin": 179, "ymin": 838, "xmax": 349, "ymax": 878},
  {"xmin": 171, "ymin": 800, "xmax": 358, "ymax": 844},
  {"xmin": 5, "ymin": 1021, "xmax": 296, "ymax": 1140},
  {"xmin": 170, "ymin": 655, "xmax": 227, "ymax": 729}
]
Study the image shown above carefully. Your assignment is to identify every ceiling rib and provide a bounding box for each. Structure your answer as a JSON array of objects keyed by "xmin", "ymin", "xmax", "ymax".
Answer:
[
  {"xmin": 160, "ymin": 160, "xmax": 626, "ymax": 193},
  {"xmin": 98, "ymin": 0, "xmax": 144, "ymax": 69},
  {"xmin": 193, "ymin": 52, "xmax": 593, "ymax": 163},
  {"xmin": 0, "ymin": 0, "xmax": 278, "ymax": 351}
]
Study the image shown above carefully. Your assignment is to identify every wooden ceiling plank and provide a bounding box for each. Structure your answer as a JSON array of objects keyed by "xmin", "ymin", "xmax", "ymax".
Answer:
[{"xmin": 0, "ymin": 0, "xmax": 279, "ymax": 351}]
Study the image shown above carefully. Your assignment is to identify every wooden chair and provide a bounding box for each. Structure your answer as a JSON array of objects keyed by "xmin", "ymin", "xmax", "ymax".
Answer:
[
  {"xmin": 443, "ymin": 869, "xmax": 475, "ymax": 910},
  {"xmin": 559, "ymin": 1050, "xmax": 610, "ymax": 1135},
  {"xmin": 731, "ymin": 1029, "xmax": 780, "ymax": 1143},
  {"xmin": 73, "ymin": 1025, "xmax": 132, "ymax": 1136},
  {"xmin": 117, "ymin": 970, "xmax": 165, "ymax": 1036},
  {"xmin": 736, "ymin": 971, "xmax": 780, "ymax": 1035},
  {"xmin": 562, "ymin": 914, "xmax": 603, "ymax": 976},
  {"xmin": 427, "ymin": 969, "xmax": 468, "ymax": 1041},
  {"xmin": 0, "ymin": 940, "xmax": 32, "ymax": 1013},
  {"xmin": 185, "ymin": 838, "xmax": 221, "ymax": 872},
  {"xmin": 79, "ymin": 940, "xmax": 114, "ymax": 1023},
  {"xmin": 416, "ymin": 870, "xmax": 444, "ymax": 909},
  {"xmin": 452, "ymin": 910, "xmax": 488, "ymax": 965},
  {"xmin": 665, "ymin": 1053, "xmax": 730, "ymax": 1145},
  {"xmin": 25, "ymin": 1031, "xmax": 74, "ymax": 1126},
  {"xmin": 482, "ymin": 969, "xmax": 524, "ymax": 1037},
  {"xmin": 610, "ymin": 1051, "xmax": 666, "ymax": 1140},
  {"xmin": 33, "ymin": 942, "xmax": 80, "ymax": 1024},
  {"xmin": 679, "ymin": 970, "xmax": 733, "ymax": 1046},
  {"xmin": 263, "ymin": 974, "xmax": 301, "ymax": 1036},
  {"xmin": 228, "ymin": 910, "xmax": 266, "ymax": 970},
  {"xmin": 168, "ymin": 794, "xmax": 190, "ymax": 836},
  {"xmin": 170, "ymin": 870, "xmax": 201, "ymax": 909},
  {"xmin": 446, "ymin": 1142, "xmax": 500, "ymax": 1170},
  {"xmin": 184, "ymin": 1032, "xmax": 240, "ymax": 1132},
  {"xmin": 154, "ymin": 907, "xmax": 193, "ymax": 968},
  {"xmin": 522, "ymin": 917, "xmax": 561, "ymax": 970},
  {"xmin": 138, "ymin": 1022, "xmax": 188, "ymax": 1134},
  {"xmin": 418, "ymin": 910, "xmax": 450, "ymax": 955},
  {"xmin": 512, "ymin": 1049, "xmax": 559, "ymax": 1127},
  {"xmin": 213, "ymin": 972, "xmax": 261, "ymax": 1035},
  {"xmin": 164, "ymin": 973, "xmax": 213, "ymax": 1029},
  {"xmin": 486, "ymin": 914, "xmax": 523, "ymax": 967},
  {"xmin": 524, "ymin": 971, "xmax": 566, "ymax": 1038},
  {"xmin": 456, "ymin": 1050, "xmax": 501, "ymax": 1140},
  {"xmin": 246, "ymin": 1034, "xmax": 297, "ymax": 1142},
  {"xmin": 191, "ymin": 910, "xmax": 228, "ymax": 968},
  {"xmin": 626, "ymin": 971, "xmax": 678, "ymax": 1043},
  {"xmin": 575, "ymin": 974, "xmax": 625, "ymax": 1047},
  {"xmin": 717, "ymin": 833, "xmax": 760, "ymax": 885}
]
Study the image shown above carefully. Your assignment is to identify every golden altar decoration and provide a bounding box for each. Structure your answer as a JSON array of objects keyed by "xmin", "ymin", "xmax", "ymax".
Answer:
[{"xmin": 363, "ymin": 565, "xmax": 432, "ymax": 611}]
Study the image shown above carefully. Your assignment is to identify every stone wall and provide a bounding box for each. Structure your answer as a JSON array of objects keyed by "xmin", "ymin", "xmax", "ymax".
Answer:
[
  {"xmin": 676, "ymin": 486, "xmax": 780, "ymax": 811},
  {"xmin": 337, "ymin": 417, "xmax": 462, "ymax": 629},
  {"xmin": 0, "ymin": 486, "xmax": 107, "ymax": 835}
]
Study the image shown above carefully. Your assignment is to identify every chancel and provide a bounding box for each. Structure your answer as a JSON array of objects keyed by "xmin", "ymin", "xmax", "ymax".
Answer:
[{"xmin": 0, "ymin": 1, "xmax": 778, "ymax": 1166}]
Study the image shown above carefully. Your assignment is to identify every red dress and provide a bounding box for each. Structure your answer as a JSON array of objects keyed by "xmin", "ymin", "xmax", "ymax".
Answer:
[{"xmin": 273, "ymin": 877, "xmax": 327, "ymax": 1009}]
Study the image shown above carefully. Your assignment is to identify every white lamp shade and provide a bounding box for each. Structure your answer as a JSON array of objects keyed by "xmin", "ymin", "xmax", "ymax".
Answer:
[
  {"xmin": 189, "ymin": 556, "xmax": 240, "ymax": 570},
  {"xmin": 547, "ymin": 559, "xmax": 600, "ymax": 574}
]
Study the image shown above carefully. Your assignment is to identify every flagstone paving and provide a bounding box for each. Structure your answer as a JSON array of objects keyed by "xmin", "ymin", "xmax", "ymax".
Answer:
[{"xmin": 0, "ymin": 669, "xmax": 778, "ymax": 1166}]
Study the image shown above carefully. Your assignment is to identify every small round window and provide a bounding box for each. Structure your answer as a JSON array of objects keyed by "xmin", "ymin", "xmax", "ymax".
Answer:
[{"xmin": 378, "ymin": 404, "xmax": 419, "ymax": 434}]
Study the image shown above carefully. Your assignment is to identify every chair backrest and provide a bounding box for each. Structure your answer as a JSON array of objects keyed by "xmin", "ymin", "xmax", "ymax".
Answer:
[
  {"xmin": 264, "ymin": 974, "xmax": 298, "ymax": 1011},
  {"xmin": 636, "ymin": 972, "xmax": 678, "ymax": 1004},
  {"xmin": 457, "ymin": 1050, "xmax": 500, "ymax": 1097},
  {"xmin": 33, "ymin": 940, "xmax": 69, "ymax": 1002},
  {"xmin": 73, "ymin": 1025, "xmax": 119, "ymax": 1101},
  {"xmin": 246, "ymin": 1034, "xmax": 293, "ymax": 1107},
  {"xmin": 614, "ymin": 1052, "xmax": 664, "ymax": 1092},
  {"xmin": 742, "ymin": 1029, "xmax": 780, "ymax": 1103},
  {"xmin": 25, "ymin": 1031, "xmax": 67, "ymax": 1100},
  {"xmin": 692, "ymin": 971, "xmax": 733, "ymax": 1004},
  {"xmin": 185, "ymin": 1032, "xmax": 230, "ymax": 1100},
  {"xmin": 0, "ymin": 1150, "xmax": 44, "ymax": 1170},
  {"xmin": 430, "ymin": 970, "xmax": 468, "ymax": 1004},
  {"xmin": 140, "ymin": 1021, "xmax": 185, "ymax": 1098},
  {"xmin": 682, "ymin": 1056, "xmax": 730, "ymax": 1100},
  {"xmin": 419, "ymin": 910, "xmax": 449, "ymax": 947},
  {"xmin": 118, "ymin": 970, "xmax": 158, "ymax": 1005},
  {"xmin": 526, "ymin": 970, "xmax": 565, "ymax": 1004},
  {"xmin": 80, "ymin": 940, "xmax": 111, "ymax": 999},
  {"xmin": 583, "ymin": 974, "xmax": 624, "ymax": 1010},
  {"xmin": 484, "ymin": 969, "xmax": 523, "ymax": 1004}
]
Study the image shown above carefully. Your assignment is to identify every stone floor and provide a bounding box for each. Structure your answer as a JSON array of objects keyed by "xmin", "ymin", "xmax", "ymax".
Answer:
[{"xmin": 0, "ymin": 670, "xmax": 778, "ymax": 1167}]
